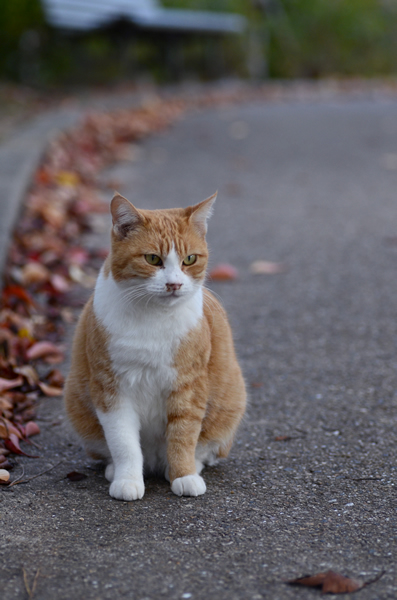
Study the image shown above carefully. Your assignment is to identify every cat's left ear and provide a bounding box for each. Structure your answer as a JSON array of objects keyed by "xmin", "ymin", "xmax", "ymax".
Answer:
[{"xmin": 187, "ymin": 192, "xmax": 217, "ymax": 236}]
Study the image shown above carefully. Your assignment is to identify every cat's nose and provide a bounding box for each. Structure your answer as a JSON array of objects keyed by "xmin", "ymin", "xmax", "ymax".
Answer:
[{"xmin": 166, "ymin": 283, "xmax": 182, "ymax": 292}]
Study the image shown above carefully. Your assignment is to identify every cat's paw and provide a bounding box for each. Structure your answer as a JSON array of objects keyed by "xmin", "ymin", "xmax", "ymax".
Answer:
[
  {"xmin": 105, "ymin": 463, "xmax": 114, "ymax": 482},
  {"xmin": 109, "ymin": 478, "xmax": 145, "ymax": 501},
  {"xmin": 171, "ymin": 474, "xmax": 206, "ymax": 497}
]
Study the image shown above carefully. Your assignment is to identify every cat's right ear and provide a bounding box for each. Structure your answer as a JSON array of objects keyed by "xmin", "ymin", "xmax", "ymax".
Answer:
[{"xmin": 111, "ymin": 194, "xmax": 143, "ymax": 239}]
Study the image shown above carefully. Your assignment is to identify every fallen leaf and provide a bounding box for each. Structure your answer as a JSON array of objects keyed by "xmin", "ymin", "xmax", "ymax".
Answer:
[
  {"xmin": 2, "ymin": 419, "xmax": 23, "ymax": 439},
  {"xmin": 4, "ymin": 433, "xmax": 39, "ymax": 457},
  {"xmin": 66, "ymin": 471, "xmax": 87, "ymax": 482},
  {"xmin": 26, "ymin": 341, "xmax": 64, "ymax": 362},
  {"xmin": 274, "ymin": 435, "xmax": 292, "ymax": 442},
  {"xmin": 208, "ymin": 264, "xmax": 238, "ymax": 281},
  {"xmin": 25, "ymin": 421, "xmax": 41, "ymax": 437},
  {"xmin": 55, "ymin": 170, "xmax": 80, "ymax": 187},
  {"xmin": 249, "ymin": 260, "xmax": 287, "ymax": 275},
  {"xmin": 46, "ymin": 369, "xmax": 65, "ymax": 388},
  {"xmin": 0, "ymin": 458, "xmax": 12, "ymax": 470},
  {"xmin": 0, "ymin": 376, "xmax": 23, "ymax": 393},
  {"xmin": 288, "ymin": 570, "xmax": 363, "ymax": 594},
  {"xmin": 50, "ymin": 274, "xmax": 71, "ymax": 294},
  {"xmin": 14, "ymin": 365, "xmax": 39, "ymax": 386},
  {"xmin": 20, "ymin": 262, "xmax": 50, "ymax": 285},
  {"xmin": 2, "ymin": 285, "xmax": 35, "ymax": 307},
  {"xmin": 0, "ymin": 469, "xmax": 10, "ymax": 483},
  {"xmin": 38, "ymin": 382, "xmax": 63, "ymax": 397}
]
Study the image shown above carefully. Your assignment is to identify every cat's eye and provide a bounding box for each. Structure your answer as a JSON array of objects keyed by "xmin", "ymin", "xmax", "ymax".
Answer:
[
  {"xmin": 145, "ymin": 254, "xmax": 162, "ymax": 266},
  {"xmin": 183, "ymin": 255, "xmax": 197, "ymax": 266}
]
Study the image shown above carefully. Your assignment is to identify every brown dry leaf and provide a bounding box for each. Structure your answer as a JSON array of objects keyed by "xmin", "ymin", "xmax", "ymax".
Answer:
[
  {"xmin": 0, "ymin": 469, "xmax": 10, "ymax": 483},
  {"xmin": 0, "ymin": 421, "xmax": 8, "ymax": 438},
  {"xmin": 2, "ymin": 419, "xmax": 23, "ymax": 439},
  {"xmin": 26, "ymin": 341, "xmax": 64, "ymax": 362},
  {"xmin": 46, "ymin": 369, "xmax": 64, "ymax": 388},
  {"xmin": 66, "ymin": 471, "xmax": 87, "ymax": 482},
  {"xmin": 274, "ymin": 435, "xmax": 292, "ymax": 442},
  {"xmin": 14, "ymin": 365, "xmax": 39, "ymax": 387},
  {"xmin": 288, "ymin": 570, "xmax": 364, "ymax": 593},
  {"xmin": 0, "ymin": 376, "xmax": 23, "ymax": 393},
  {"xmin": 38, "ymin": 382, "xmax": 63, "ymax": 397},
  {"xmin": 249, "ymin": 260, "xmax": 287, "ymax": 275},
  {"xmin": 20, "ymin": 262, "xmax": 50, "ymax": 285},
  {"xmin": 208, "ymin": 264, "xmax": 238, "ymax": 281}
]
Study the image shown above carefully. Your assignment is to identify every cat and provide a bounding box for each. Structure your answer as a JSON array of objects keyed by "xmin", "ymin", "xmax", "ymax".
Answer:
[{"xmin": 64, "ymin": 192, "xmax": 246, "ymax": 501}]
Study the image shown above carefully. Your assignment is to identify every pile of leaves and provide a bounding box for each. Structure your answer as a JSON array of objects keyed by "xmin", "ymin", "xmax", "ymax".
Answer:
[{"xmin": 0, "ymin": 96, "xmax": 186, "ymax": 482}]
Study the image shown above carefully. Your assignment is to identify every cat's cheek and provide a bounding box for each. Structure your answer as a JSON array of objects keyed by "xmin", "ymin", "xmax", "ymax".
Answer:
[{"xmin": 171, "ymin": 474, "xmax": 206, "ymax": 497}]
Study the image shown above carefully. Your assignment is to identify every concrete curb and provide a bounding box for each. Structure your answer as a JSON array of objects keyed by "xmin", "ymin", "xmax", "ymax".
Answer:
[{"xmin": 0, "ymin": 108, "xmax": 84, "ymax": 279}]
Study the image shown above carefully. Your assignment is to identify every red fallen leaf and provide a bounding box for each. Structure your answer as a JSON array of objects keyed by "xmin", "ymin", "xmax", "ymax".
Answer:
[
  {"xmin": 208, "ymin": 263, "xmax": 238, "ymax": 281},
  {"xmin": 274, "ymin": 435, "xmax": 292, "ymax": 442},
  {"xmin": 4, "ymin": 433, "xmax": 39, "ymax": 458},
  {"xmin": 66, "ymin": 471, "xmax": 87, "ymax": 482},
  {"xmin": 0, "ymin": 457, "xmax": 12, "ymax": 470},
  {"xmin": 288, "ymin": 570, "xmax": 363, "ymax": 593},
  {"xmin": 0, "ymin": 376, "xmax": 23, "ymax": 393},
  {"xmin": 35, "ymin": 167, "xmax": 52, "ymax": 185},
  {"xmin": 26, "ymin": 341, "xmax": 64, "ymax": 362},
  {"xmin": 46, "ymin": 369, "xmax": 65, "ymax": 388},
  {"xmin": 25, "ymin": 421, "xmax": 41, "ymax": 437},
  {"xmin": 38, "ymin": 382, "xmax": 63, "ymax": 397},
  {"xmin": 2, "ymin": 285, "xmax": 35, "ymax": 307}
]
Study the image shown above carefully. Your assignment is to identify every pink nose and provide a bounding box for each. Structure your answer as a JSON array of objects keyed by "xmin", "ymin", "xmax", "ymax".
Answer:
[{"xmin": 166, "ymin": 283, "xmax": 182, "ymax": 292}]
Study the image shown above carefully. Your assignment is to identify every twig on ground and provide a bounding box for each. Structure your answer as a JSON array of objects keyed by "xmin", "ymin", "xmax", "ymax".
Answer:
[
  {"xmin": 8, "ymin": 460, "xmax": 63, "ymax": 487},
  {"xmin": 23, "ymin": 567, "xmax": 40, "ymax": 600},
  {"xmin": 6, "ymin": 465, "xmax": 25, "ymax": 488}
]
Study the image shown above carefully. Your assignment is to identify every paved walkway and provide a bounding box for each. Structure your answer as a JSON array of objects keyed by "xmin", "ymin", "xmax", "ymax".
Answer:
[{"xmin": 1, "ymin": 88, "xmax": 397, "ymax": 599}]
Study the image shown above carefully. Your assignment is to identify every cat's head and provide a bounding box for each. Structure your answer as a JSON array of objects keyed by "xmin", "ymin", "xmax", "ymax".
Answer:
[{"xmin": 107, "ymin": 193, "xmax": 216, "ymax": 306}]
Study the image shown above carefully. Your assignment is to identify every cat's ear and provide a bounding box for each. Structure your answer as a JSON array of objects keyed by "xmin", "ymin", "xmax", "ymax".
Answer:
[
  {"xmin": 111, "ymin": 193, "xmax": 143, "ymax": 239},
  {"xmin": 187, "ymin": 192, "xmax": 217, "ymax": 236}
]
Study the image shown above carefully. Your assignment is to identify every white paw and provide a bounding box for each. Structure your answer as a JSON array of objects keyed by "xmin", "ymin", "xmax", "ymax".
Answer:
[
  {"xmin": 171, "ymin": 474, "xmax": 206, "ymax": 497},
  {"xmin": 105, "ymin": 463, "xmax": 114, "ymax": 482},
  {"xmin": 109, "ymin": 478, "xmax": 145, "ymax": 501}
]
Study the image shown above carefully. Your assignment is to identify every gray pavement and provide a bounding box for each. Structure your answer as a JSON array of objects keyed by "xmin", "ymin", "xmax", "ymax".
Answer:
[{"xmin": 1, "ymin": 92, "xmax": 397, "ymax": 599}]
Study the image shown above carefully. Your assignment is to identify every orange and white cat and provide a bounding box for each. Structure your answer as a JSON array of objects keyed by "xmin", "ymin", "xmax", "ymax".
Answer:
[{"xmin": 64, "ymin": 193, "xmax": 246, "ymax": 501}]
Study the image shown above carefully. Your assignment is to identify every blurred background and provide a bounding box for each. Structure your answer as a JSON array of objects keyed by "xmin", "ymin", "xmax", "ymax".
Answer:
[{"xmin": 2, "ymin": 0, "xmax": 397, "ymax": 88}]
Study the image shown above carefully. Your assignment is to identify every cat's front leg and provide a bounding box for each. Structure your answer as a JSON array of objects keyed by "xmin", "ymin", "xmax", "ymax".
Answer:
[
  {"xmin": 96, "ymin": 404, "xmax": 144, "ymax": 501},
  {"xmin": 166, "ymin": 389, "xmax": 207, "ymax": 497}
]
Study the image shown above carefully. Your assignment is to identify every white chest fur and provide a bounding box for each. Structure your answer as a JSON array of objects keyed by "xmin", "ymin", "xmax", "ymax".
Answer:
[{"xmin": 93, "ymin": 268, "xmax": 203, "ymax": 471}]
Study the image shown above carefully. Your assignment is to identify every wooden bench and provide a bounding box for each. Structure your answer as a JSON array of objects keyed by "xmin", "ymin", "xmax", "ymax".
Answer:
[{"xmin": 41, "ymin": 0, "xmax": 247, "ymax": 78}]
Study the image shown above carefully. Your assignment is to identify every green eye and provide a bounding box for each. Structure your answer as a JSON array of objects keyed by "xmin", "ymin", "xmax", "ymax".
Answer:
[
  {"xmin": 183, "ymin": 255, "xmax": 197, "ymax": 266},
  {"xmin": 145, "ymin": 254, "xmax": 162, "ymax": 266}
]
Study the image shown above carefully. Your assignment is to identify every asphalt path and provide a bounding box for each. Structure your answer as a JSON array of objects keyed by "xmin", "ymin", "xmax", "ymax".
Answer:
[{"xmin": 1, "ymin": 97, "xmax": 397, "ymax": 599}]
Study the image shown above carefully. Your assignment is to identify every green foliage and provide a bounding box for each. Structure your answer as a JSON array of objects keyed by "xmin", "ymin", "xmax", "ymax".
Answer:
[
  {"xmin": 266, "ymin": 0, "xmax": 397, "ymax": 77},
  {"xmin": 0, "ymin": 0, "xmax": 46, "ymax": 78}
]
